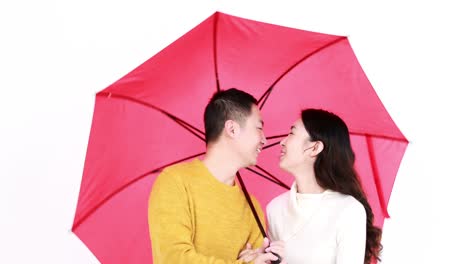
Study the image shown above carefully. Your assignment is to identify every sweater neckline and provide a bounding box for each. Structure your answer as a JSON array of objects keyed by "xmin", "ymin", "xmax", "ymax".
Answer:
[
  {"xmin": 193, "ymin": 158, "xmax": 241, "ymax": 193},
  {"xmin": 290, "ymin": 182, "xmax": 333, "ymax": 216}
]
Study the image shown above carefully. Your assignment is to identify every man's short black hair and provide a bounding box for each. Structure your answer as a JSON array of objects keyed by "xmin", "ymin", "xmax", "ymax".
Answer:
[{"xmin": 203, "ymin": 88, "xmax": 257, "ymax": 144}]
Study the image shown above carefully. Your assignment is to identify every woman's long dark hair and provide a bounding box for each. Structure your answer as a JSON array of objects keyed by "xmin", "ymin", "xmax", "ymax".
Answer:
[{"xmin": 301, "ymin": 109, "xmax": 382, "ymax": 264}]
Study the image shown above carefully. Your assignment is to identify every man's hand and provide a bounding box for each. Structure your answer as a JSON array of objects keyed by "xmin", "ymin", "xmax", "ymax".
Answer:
[
  {"xmin": 239, "ymin": 237, "xmax": 269, "ymax": 262},
  {"xmin": 238, "ymin": 243, "xmax": 257, "ymax": 262}
]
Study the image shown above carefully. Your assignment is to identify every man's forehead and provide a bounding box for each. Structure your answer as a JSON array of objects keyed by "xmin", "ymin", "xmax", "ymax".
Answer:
[
  {"xmin": 251, "ymin": 114, "xmax": 264, "ymax": 125},
  {"xmin": 251, "ymin": 105, "xmax": 263, "ymax": 120}
]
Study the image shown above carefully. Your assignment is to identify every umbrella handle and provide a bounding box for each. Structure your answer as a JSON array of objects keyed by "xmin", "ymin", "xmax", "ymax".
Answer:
[
  {"xmin": 271, "ymin": 253, "xmax": 282, "ymax": 264},
  {"xmin": 236, "ymin": 172, "xmax": 267, "ymax": 237},
  {"xmin": 237, "ymin": 172, "xmax": 282, "ymax": 264}
]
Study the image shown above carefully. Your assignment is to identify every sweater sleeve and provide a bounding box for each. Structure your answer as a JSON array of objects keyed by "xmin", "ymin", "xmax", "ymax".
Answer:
[
  {"xmin": 335, "ymin": 200, "xmax": 367, "ymax": 264},
  {"xmin": 148, "ymin": 169, "xmax": 248, "ymax": 264}
]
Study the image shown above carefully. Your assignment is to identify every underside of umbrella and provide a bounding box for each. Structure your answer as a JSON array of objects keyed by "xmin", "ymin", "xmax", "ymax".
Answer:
[{"xmin": 72, "ymin": 11, "xmax": 408, "ymax": 264}]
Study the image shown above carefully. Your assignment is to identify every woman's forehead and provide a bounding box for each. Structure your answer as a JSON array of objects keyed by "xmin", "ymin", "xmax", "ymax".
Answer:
[{"xmin": 293, "ymin": 119, "xmax": 304, "ymax": 128}]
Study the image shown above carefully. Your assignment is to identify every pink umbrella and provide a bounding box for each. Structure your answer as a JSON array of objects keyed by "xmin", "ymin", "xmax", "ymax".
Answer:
[{"xmin": 72, "ymin": 11, "xmax": 408, "ymax": 263}]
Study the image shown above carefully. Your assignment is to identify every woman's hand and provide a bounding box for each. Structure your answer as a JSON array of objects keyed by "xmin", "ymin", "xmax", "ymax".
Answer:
[{"xmin": 265, "ymin": 240, "xmax": 286, "ymax": 264}]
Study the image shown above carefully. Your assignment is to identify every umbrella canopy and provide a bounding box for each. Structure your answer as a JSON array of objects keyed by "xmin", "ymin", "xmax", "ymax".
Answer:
[{"xmin": 72, "ymin": 11, "xmax": 408, "ymax": 264}]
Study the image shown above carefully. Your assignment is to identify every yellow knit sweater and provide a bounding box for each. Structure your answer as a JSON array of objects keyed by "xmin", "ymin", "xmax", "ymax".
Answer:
[{"xmin": 148, "ymin": 158, "xmax": 265, "ymax": 263}]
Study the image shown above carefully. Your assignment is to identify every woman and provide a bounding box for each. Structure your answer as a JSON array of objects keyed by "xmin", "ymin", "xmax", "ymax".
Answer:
[{"xmin": 267, "ymin": 109, "xmax": 382, "ymax": 264}]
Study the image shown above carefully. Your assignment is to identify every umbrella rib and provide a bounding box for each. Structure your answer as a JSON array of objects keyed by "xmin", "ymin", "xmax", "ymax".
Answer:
[
  {"xmin": 257, "ymin": 86, "xmax": 272, "ymax": 109},
  {"xmin": 214, "ymin": 12, "xmax": 220, "ymax": 91},
  {"xmin": 245, "ymin": 167, "xmax": 277, "ymax": 184},
  {"xmin": 265, "ymin": 132, "xmax": 407, "ymax": 143},
  {"xmin": 245, "ymin": 167, "xmax": 289, "ymax": 190},
  {"xmin": 267, "ymin": 134, "xmax": 288, "ymax": 140},
  {"xmin": 258, "ymin": 36, "xmax": 348, "ymax": 110},
  {"xmin": 72, "ymin": 152, "xmax": 206, "ymax": 231},
  {"xmin": 263, "ymin": 140, "xmax": 281, "ymax": 150},
  {"xmin": 97, "ymin": 93, "xmax": 206, "ymax": 142},
  {"xmin": 254, "ymin": 165, "xmax": 290, "ymax": 189},
  {"xmin": 167, "ymin": 114, "xmax": 205, "ymax": 142},
  {"xmin": 365, "ymin": 136, "xmax": 390, "ymax": 218},
  {"xmin": 156, "ymin": 111, "xmax": 205, "ymax": 141},
  {"xmin": 148, "ymin": 151, "xmax": 206, "ymax": 174},
  {"xmin": 351, "ymin": 132, "xmax": 408, "ymax": 143}
]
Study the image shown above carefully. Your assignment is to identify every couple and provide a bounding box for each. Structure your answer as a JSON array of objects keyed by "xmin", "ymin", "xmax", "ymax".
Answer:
[{"xmin": 148, "ymin": 88, "xmax": 382, "ymax": 264}]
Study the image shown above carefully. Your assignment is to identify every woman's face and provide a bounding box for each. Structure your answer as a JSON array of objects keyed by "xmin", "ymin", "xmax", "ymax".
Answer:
[{"xmin": 279, "ymin": 118, "xmax": 314, "ymax": 173}]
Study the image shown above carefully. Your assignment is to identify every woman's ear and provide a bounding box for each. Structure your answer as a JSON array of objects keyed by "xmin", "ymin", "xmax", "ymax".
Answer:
[
  {"xmin": 314, "ymin": 141, "xmax": 324, "ymax": 155},
  {"xmin": 306, "ymin": 141, "xmax": 324, "ymax": 157}
]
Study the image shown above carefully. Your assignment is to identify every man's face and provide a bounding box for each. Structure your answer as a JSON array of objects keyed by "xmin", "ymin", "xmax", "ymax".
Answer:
[{"xmin": 236, "ymin": 105, "xmax": 266, "ymax": 167}]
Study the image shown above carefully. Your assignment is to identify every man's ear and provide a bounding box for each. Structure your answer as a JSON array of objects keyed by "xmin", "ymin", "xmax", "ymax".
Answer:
[{"xmin": 224, "ymin": 120, "xmax": 239, "ymax": 138}]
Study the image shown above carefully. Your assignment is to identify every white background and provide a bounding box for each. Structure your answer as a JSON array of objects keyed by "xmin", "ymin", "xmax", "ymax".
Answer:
[{"xmin": 1, "ymin": 0, "xmax": 467, "ymax": 263}]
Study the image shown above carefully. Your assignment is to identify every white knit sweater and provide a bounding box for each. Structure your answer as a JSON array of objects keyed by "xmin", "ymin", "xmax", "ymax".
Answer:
[{"xmin": 266, "ymin": 182, "xmax": 366, "ymax": 264}]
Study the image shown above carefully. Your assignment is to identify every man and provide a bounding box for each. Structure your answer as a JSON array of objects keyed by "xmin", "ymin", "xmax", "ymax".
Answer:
[{"xmin": 148, "ymin": 88, "xmax": 281, "ymax": 263}]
